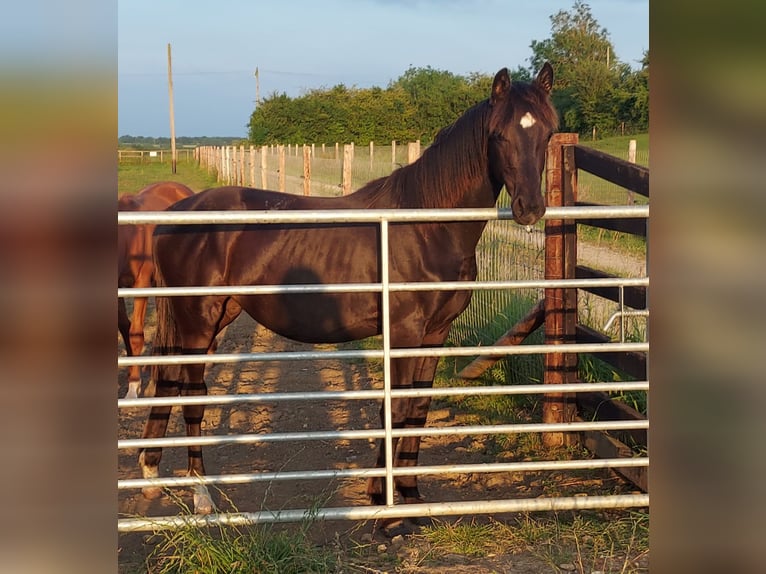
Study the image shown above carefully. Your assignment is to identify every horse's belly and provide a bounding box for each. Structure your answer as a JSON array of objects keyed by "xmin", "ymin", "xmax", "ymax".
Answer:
[{"xmin": 237, "ymin": 292, "xmax": 381, "ymax": 344}]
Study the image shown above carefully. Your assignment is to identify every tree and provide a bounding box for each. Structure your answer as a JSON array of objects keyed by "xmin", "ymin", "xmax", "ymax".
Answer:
[{"xmin": 529, "ymin": 1, "xmax": 623, "ymax": 134}]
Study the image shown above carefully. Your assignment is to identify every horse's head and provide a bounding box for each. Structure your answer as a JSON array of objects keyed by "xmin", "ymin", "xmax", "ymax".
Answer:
[{"xmin": 487, "ymin": 62, "xmax": 557, "ymax": 226}]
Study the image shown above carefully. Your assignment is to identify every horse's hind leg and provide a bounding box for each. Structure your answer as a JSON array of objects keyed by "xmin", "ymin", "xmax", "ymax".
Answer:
[
  {"xmin": 179, "ymin": 362, "xmax": 214, "ymax": 513},
  {"xmin": 139, "ymin": 295, "xmax": 240, "ymax": 508},
  {"xmin": 180, "ymin": 296, "xmax": 242, "ymax": 514},
  {"xmin": 138, "ymin": 373, "xmax": 180, "ymax": 500},
  {"xmin": 125, "ymin": 295, "xmax": 149, "ymax": 399},
  {"xmin": 118, "ymin": 297, "xmax": 141, "ymax": 398}
]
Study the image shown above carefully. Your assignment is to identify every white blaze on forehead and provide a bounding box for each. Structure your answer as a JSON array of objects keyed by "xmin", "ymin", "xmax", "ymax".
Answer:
[{"xmin": 519, "ymin": 112, "xmax": 537, "ymax": 129}]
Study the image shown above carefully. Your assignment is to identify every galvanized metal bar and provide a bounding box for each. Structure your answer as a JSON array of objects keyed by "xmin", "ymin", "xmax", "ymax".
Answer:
[
  {"xmin": 380, "ymin": 219, "xmax": 395, "ymax": 507},
  {"xmin": 118, "ymin": 276, "xmax": 649, "ymax": 299},
  {"xmin": 118, "ymin": 204, "xmax": 649, "ymax": 225},
  {"xmin": 119, "ymin": 457, "xmax": 649, "ymax": 490},
  {"xmin": 117, "ymin": 381, "xmax": 649, "ymax": 409},
  {"xmin": 604, "ymin": 309, "xmax": 650, "ymax": 334},
  {"xmin": 119, "ymin": 419, "xmax": 648, "ymax": 450},
  {"xmin": 119, "ymin": 341, "xmax": 649, "ymax": 368},
  {"xmin": 118, "ymin": 493, "xmax": 650, "ymax": 532}
]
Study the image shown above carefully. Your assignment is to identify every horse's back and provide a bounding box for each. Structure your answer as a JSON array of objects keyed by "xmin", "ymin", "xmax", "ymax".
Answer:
[
  {"xmin": 134, "ymin": 181, "xmax": 195, "ymax": 211},
  {"xmin": 166, "ymin": 183, "xmax": 394, "ymax": 216}
]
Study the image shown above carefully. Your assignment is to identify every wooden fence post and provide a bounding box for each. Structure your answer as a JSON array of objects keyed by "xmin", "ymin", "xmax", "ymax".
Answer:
[
  {"xmin": 627, "ymin": 139, "xmax": 637, "ymax": 204},
  {"xmin": 260, "ymin": 146, "xmax": 268, "ymax": 189},
  {"xmin": 369, "ymin": 141, "xmax": 374, "ymax": 170},
  {"xmin": 391, "ymin": 140, "xmax": 396, "ymax": 166},
  {"xmin": 303, "ymin": 145, "xmax": 311, "ymax": 196},
  {"xmin": 342, "ymin": 144, "xmax": 353, "ymax": 195},
  {"xmin": 407, "ymin": 140, "xmax": 420, "ymax": 164},
  {"xmin": 249, "ymin": 146, "xmax": 256, "ymax": 187},
  {"xmin": 278, "ymin": 145, "xmax": 286, "ymax": 192},
  {"xmin": 239, "ymin": 145, "xmax": 245, "ymax": 185},
  {"xmin": 543, "ymin": 132, "xmax": 580, "ymax": 448}
]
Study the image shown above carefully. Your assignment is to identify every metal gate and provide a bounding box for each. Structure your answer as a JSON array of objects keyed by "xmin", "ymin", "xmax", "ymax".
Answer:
[{"xmin": 117, "ymin": 204, "xmax": 649, "ymax": 532}]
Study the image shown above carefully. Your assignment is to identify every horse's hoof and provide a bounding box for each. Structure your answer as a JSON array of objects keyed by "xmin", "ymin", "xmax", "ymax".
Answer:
[
  {"xmin": 124, "ymin": 385, "xmax": 139, "ymax": 400},
  {"xmin": 141, "ymin": 486, "xmax": 162, "ymax": 500},
  {"xmin": 193, "ymin": 485, "xmax": 215, "ymax": 514},
  {"xmin": 408, "ymin": 514, "xmax": 434, "ymax": 528},
  {"xmin": 379, "ymin": 517, "xmax": 422, "ymax": 538}
]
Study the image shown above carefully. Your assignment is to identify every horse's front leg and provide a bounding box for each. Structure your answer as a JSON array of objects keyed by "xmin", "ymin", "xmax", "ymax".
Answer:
[
  {"xmin": 366, "ymin": 357, "xmax": 417, "ymax": 507},
  {"xmin": 138, "ymin": 374, "xmax": 179, "ymax": 500},
  {"xmin": 393, "ymin": 355, "xmax": 440, "ymax": 504},
  {"xmin": 180, "ymin": 364, "xmax": 214, "ymax": 514}
]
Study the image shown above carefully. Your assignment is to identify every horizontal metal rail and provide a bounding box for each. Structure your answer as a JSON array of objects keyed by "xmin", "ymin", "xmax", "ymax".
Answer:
[
  {"xmin": 119, "ymin": 457, "xmax": 648, "ymax": 491},
  {"xmin": 118, "ymin": 276, "xmax": 649, "ymax": 299},
  {"xmin": 118, "ymin": 381, "xmax": 649, "ymax": 409},
  {"xmin": 118, "ymin": 494, "xmax": 649, "ymax": 532},
  {"xmin": 119, "ymin": 341, "xmax": 648, "ymax": 368},
  {"xmin": 118, "ymin": 204, "xmax": 649, "ymax": 225},
  {"xmin": 119, "ymin": 419, "xmax": 648, "ymax": 450}
]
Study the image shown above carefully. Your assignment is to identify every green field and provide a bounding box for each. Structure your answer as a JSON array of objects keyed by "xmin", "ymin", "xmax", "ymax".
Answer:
[{"xmin": 118, "ymin": 160, "xmax": 219, "ymax": 196}]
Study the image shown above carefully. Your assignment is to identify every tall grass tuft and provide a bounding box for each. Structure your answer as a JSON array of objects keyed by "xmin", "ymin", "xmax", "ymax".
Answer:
[{"xmin": 143, "ymin": 489, "xmax": 338, "ymax": 574}]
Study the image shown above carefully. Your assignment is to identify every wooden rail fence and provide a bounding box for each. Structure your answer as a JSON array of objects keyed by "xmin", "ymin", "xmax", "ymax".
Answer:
[
  {"xmin": 196, "ymin": 141, "xmax": 422, "ymax": 196},
  {"xmin": 459, "ymin": 133, "xmax": 649, "ymax": 492}
]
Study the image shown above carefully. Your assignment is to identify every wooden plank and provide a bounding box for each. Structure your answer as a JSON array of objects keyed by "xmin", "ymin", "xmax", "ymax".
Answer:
[
  {"xmin": 573, "ymin": 145, "xmax": 649, "ymax": 197},
  {"xmin": 576, "ymin": 266, "xmax": 647, "ymax": 308},
  {"xmin": 457, "ymin": 300, "xmax": 545, "ymax": 379},
  {"xmin": 576, "ymin": 325, "xmax": 647, "ymax": 380},
  {"xmin": 303, "ymin": 145, "xmax": 311, "ymax": 196},
  {"xmin": 575, "ymin": 201, "xmax": 648, "ymax": 237},
  {"xmin": 576, "ymin": 390, "xmax": 647, "ymax": 447},
  {"xmin": 580, "ymin": 427, "xmax": 648, "ymax": 492},
  {"xmin": 342, "ymin": 144, "xmax": 353, "ymax": 195}
]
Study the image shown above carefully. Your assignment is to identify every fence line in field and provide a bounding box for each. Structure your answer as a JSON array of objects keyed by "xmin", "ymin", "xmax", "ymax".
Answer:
[
  {"xmin": 194, "ymin": 139, "xmax": 646, "ymax": 205},
  {"xmin": 117, "ymin": 148, "xmax": 195, "ymax": 163},
  {"xmin": 196, "ymin": 140, "xmax": 424, "ymax": 197}
]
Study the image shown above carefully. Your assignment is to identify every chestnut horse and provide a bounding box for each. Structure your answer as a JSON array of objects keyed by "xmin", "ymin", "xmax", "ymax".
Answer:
[
  {"xmin": 118, "ymin": 181, "xmax": 194, "ymax": 398},
  {"xmin": 140, "ymin": 64, "xmax": 557, "ymax": 530}
]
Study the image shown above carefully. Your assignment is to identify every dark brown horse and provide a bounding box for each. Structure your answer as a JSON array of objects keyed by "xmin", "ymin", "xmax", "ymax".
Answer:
[
  {"xmin": 140, "ymin": 64, "xmax": 557, "ymax": 526},
  {"xmin": 118, "ymin": 181, "xmax": 194, "ymax": 398}
]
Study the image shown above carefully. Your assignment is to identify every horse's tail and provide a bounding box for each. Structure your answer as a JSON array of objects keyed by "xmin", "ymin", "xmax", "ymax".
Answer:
[{"xmin": 150, "ymin": 257, "xmax": 181, "ymax": 386}]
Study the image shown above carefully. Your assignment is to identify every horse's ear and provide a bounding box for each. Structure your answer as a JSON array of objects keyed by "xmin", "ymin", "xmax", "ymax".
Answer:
[
  {"xmin": 490, "ymin": 68, "xmax": 511, "ymax": 105},
  {"xmin": 535, "ymin": 62, "xmax": 554, "ymax": 94}
]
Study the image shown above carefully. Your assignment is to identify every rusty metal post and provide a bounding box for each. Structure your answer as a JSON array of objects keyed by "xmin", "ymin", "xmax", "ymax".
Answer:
[{"xmin": 543, "ymin": 133, "xmax": 580, "ymax": 447}]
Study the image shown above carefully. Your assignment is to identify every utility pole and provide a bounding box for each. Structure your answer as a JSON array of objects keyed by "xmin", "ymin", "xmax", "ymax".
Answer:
[
  {"xmin": 255, "ymin": 66, "xmax": 261, "ymax": 107},
  {"xmin": 167, "ymin": 43, "xmax": 177, "ymax": 174}
]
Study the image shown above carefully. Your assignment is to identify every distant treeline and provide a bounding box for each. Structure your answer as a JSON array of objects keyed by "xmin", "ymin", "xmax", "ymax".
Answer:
[
  {"xmin": 248, "ymin": 61, "xmax": 647, "ymax": 146},
  {"xmin": 118, "ymin": 135, "xmax": 245, "ymax": 148},
  {"xmin": 248, "ymin": 2, "xmax": 649, "ymax": 145}
]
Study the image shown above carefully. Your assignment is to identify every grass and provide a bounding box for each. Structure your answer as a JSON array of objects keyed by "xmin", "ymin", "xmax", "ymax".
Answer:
[
  {"xmin": 581, "ymin": 133, "xmax": 649, "ymax": 165},
  {"xmin": 417, "ymin": 511, "xmax": 649, "ymax": 573},
  {"xmin": 118, "ymin": 159, "xmax": 219, "ymax": 196},
  {"xmin": 131, "ymin": 489, "xmax": 339, "ymax": 574}
]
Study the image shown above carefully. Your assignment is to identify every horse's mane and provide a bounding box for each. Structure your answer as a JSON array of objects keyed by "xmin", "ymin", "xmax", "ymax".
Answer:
[
  {"xmin": 355, "ymin": 78, "xmax": 558, "ymax": 209},
  {"xmin": 357, "ymin": 100, "xmax": 490, "ymax": 209}
]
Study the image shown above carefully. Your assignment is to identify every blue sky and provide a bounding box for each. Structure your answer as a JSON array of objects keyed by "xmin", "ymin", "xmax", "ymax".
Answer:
[{"xmin": 118, "ymin": 0, "xmax": 648, "ymax": 137}]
